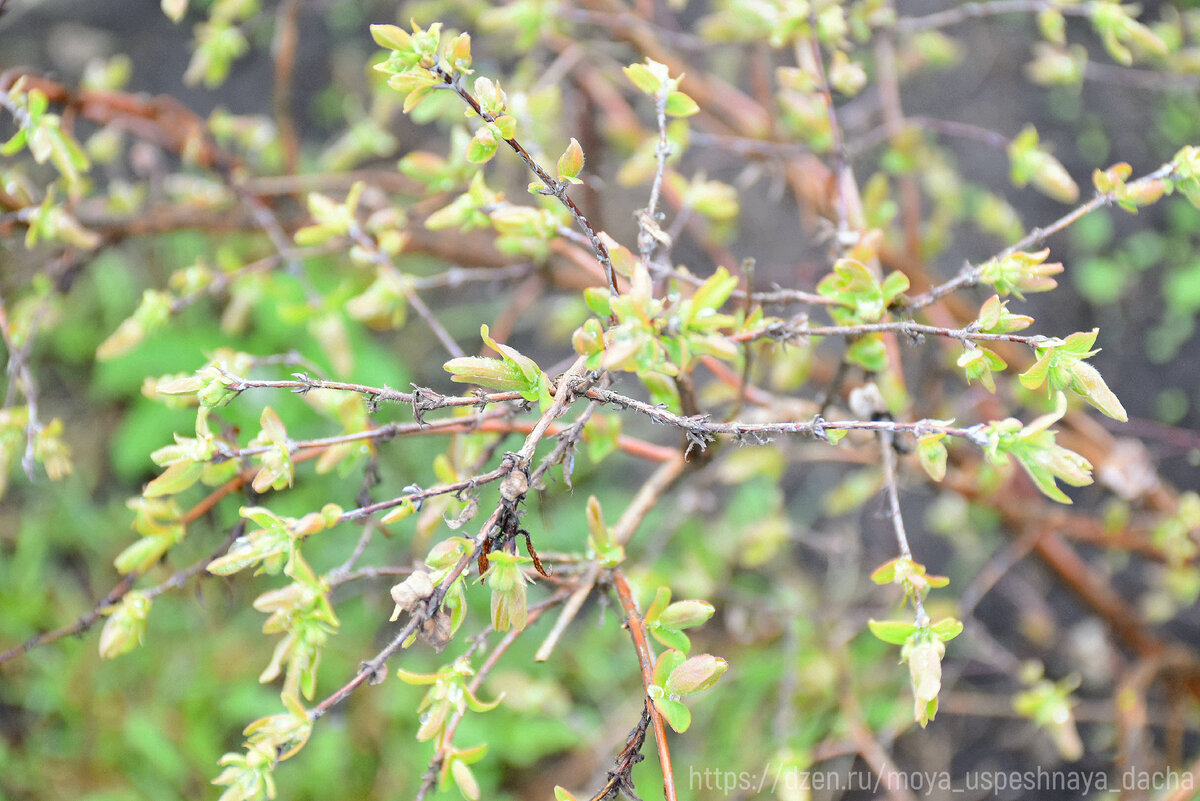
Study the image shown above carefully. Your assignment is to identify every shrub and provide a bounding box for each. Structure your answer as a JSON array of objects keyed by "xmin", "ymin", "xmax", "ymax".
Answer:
[{"xmin": 3, "ymin": 2, "xmax": 1200, "ymax": 800}]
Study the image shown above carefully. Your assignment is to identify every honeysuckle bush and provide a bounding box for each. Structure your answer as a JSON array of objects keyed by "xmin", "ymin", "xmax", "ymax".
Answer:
[{"xmin": 4, "ymin": 1, "xmax": 1200, "ymax": 800}]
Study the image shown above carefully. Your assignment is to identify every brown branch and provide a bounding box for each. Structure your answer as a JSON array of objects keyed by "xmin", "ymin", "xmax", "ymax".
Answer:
[
  {"xmin": 611, "ymin": 568, "xmax": 676, "ymax": 801},
  {"xmin": 0, "ymin": 464, "xmax": 263, "ymax": 665},
  {"xmin": 873, "ymin": 33, "xmax": 924, "ymax": 264},
  {"xmin": 0, "ymin": 572, "xmax": 139, "ymax": 664},
  {"xmin": 0, "ymin": 71, "xmax": 233, "ymax": 169},
  {"xmin": 588, "ymin": 702, "xmax": 653, "ymax": 801},
  {"xmin": 578, "ymin": 0, "xmax": 771, "ymax": 136},
  {"xmin": 837, "ymin": 653, "xmax": 918, "ymax": 801},
  {"xmin": 943, "ymin": 472, "xmax": 1200, "ymax": 689},
  {"xmin": 272, "ymin": 0, "xmax": 301, "ymax": 175},
  {"xmin": 345, "ymin": 221, "xmax": 466, "ymax": 359}
]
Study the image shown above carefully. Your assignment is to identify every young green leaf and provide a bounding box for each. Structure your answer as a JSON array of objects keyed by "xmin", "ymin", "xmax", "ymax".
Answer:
[
  {"xmin": 444, "ymin": 324, "xmax": 550, "ymax": 407},
  {"xmin": 983, "ymin": 394, "xmax": 1095, "ymax": 503},
  {"xmin": 664, "ymin": 654, "xmax": 728, "ymax": 695},
  {"xmin": 867, "ymin": 619, "xmax": 918, "ymax": 645},
  {"xmin": 978, "ymin": 248, "xmax": 1063, "ymax": 298},
  {"xmin": 653, "ymin": 695, "xmax": 692, "ymax": 733},
  {"xmin": 1008, "ymin": 125, "xmax": 1079, "ymax": 203},
  {"xmin": 1019, "ymin": 329, "xmax": 1128, "ymax": 421},
  {"xmin": 623, "ymin": 60, "xmax": 667, "ymax": 95},
  {"xmin": 144, "ymin": 460, "xmax": 203, "ymax": 498},
  {"xmin": 98, "ymin": 592, "xmax": 152, "ymax": 659},
  {"xmin": 370, "ymin": 23, "xmax": 413, "ymax": 52},
  {"xmin": 957, "ymin": 345, "xmax": 1007, "ymax": 392},
  {"xmin": 977, "ymin": 295, "xmax": 1033, "ymax": 334},
  {"xmin": 916, "ymin": 433, "xmax": 948, "ymax": 482},
  {"xmin": 906, "ymin": 636, "xmax": 945, "ymax": 727},
  {"xmin": 556, "ymin": 137, "xmax": 584, "ymax": 184},
  {"xmin": 653, "ymin": 649, "xmax": 686, "ymax": 687},
  {"xmin": 466, "ymin": 127, "xmax": 499, "ymax": 164},
  {"xmin": 664, "ymin": 91, "xmax": 699, "ymax": 117}
]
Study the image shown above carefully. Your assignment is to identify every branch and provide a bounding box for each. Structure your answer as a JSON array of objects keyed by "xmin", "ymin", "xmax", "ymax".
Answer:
[
  {"xmin": 583, "ymin": 386, "xmax": 988, "ymax": 447},
  {"xmin": 802, "ymin": 23, "xmax": 857, "ymax": 240},
  {"xmin": 611, "ymin": 568, "xmax": 676, "ymax": 801},
  {"xmin": 0, "ymin": 470, "xmax": 256, "ymax": 664},
  {"xmin": 635, "ymin": 78, "xmax": 671, "ymax": 266},
  {"xmin": 310, "ymin": 360, "xmax": 591, "ymax": 720},
  {"xmin": 893, "ymin": 1, "xmax": 1091, "ymax": 34},
  {"xmin": 732, "ymin": 317, "xmax": 1047, "ymax": 347},
  {"xmin": 430, "ymin": 64, "xmax": 619, "ymax": 296},
  {"xmin": 271, "ymin": 0, "xmax": 301, "ymax": 173},
  {"xmin": 587, "ymin": 702, "xmax": 653, "ymax": 801},
  {"xmin": 346, "ymin": 221, "xmax": 466, "ymax": 359},
  {"xmin": 907, "ymin": 163, "xmax": 1176, "ymax": 310},
  {"xmin": 879, "ymin": 431, "xmax": 928, "ymax": 625},
  {"xmin": 0, "ymin": 288, "xmax": 45, "ymax": 478},
  {"xmin": 308, "ymin": 504, "xmax": 503, "ymax": 722},
  {"xmin": 849, "ymin": 116, "xmax": 1012, "ymax": 161},
  {"xmin": 528, "ymin": 373, "xmax": 603, "ymax": 488}
]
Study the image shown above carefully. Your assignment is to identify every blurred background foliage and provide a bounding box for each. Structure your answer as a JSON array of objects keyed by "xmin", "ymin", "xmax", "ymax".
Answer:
[{"xmin": 3, "ymin": 1, "xmax": 1200, "ymax": 801}]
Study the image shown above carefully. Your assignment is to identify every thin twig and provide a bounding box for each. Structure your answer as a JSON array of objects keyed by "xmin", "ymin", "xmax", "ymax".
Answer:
[
  {"xmin": 219, "ymin": 369, "xmax": 990, "ymax": 454},
  {"xmin": 907, "ymin": 163, "xmax": 1176, "ymax": 310},
  {"xmin": 0, "ymin": 288, "xmax": 45, "ymax": 478},
  {"xmin": 583, "ymin": 385, "xmax": 988, "ymax": 446},
  {"xmin": 340, "ymin": 463, "xmax": 511, "ymax": 524},
  {"xmin": 0, "ymin": 573, "xmax": 138, "ymax": 664},
  {"xmin": 528, "ymin": 375, "xmax": 603, "ymax": 488},
  {"xmin": 310, "ymin": 362, "xmax": 596, "ymax": 720},
  {"xmin": 1084, "ymin": 61, "xmax": 1200, "ymax": 92},
  {"xmin": 238, "ymin": 189, "xmax": 317, "ymax": 303},
  {"xmin": 733, "ymin": 317, "xmax": 1047, "ymax": 347},
  {"xmin": 611, "ymin": 568, "xmax": 676, "ymax": 801},
  {"xmin": 514, "ymin": 356, "xmax": 590, "ymax": 467},
  {"xmin": 803, "ymin": 26, "xmax": 856, "ymax": 241},
  {"xmin": 308, "ymin": 504, "xmax": 505, "ymax": 722},
  {"xmin": 221, "ymin": 370, "xmax": 513, "ymax": 408},
  {"xmin": 0, "ymin": 466, "xmax": 259, "ymax": 664},
  {"xmin": 327, "ymin": 565, "xmax": 415, "ymax": 587},
  {"xmin": 635, "ymin": 83, "xmax": 672, "ymax": 266},
  {"xmin": 838, "ymin": 661, "xmax": 919, "ymax": 801},
  {"xmin": 430, "ymin": 64, "xmax": 619, "ymax": 297},
  {"xmin": 587, "ymin": 702, "xmax": 654, "ymax": 801},
  {"xmin": 346, "ymin": 222, "xmax": 465, "ymax": 359},
  {"xmin": 894, "ymin": 0, "xmax": 1092, "ymax": 33},
  {"xmin": 879, "ymin": 431, "xmax": 928, "ymax": 625},
  {"xmin": 207, "ymin": 408, "xmax": 511, "ymax": 462}
]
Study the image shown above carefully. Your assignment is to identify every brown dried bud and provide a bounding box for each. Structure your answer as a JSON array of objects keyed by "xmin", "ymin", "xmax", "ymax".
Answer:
[
  {"xmin": 499, "ymin": 467, "xmax": 529, "ymax": 503},
  {"xmin": 389, "ymin": 570, "xmax": 435, "ymax": 621},
  {"xmin": 419, "ymin": 606, "xmax": 454, "ymax": 651}
]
